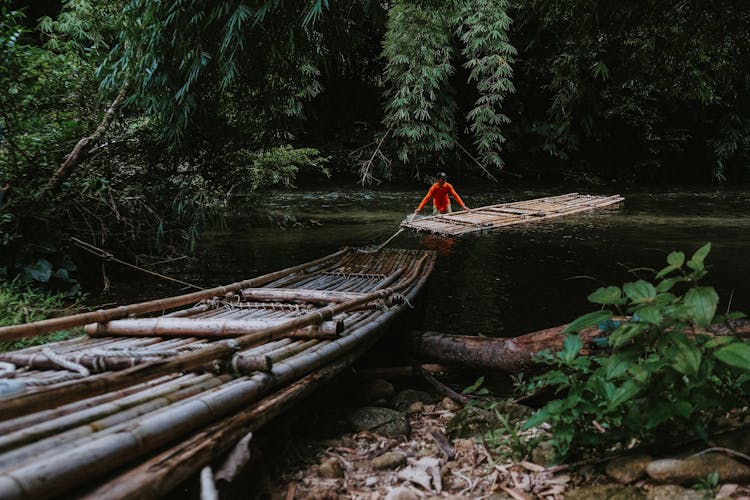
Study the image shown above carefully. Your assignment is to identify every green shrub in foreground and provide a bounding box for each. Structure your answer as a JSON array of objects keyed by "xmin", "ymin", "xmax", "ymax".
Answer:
[{"xmin": 522, "ymin": 243, "xmax": 750, "ymax": 461}]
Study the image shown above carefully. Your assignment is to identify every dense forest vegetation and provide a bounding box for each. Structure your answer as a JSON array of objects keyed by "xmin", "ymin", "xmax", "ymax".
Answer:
[{"xmin": 1, "ymin": 0, "xmax": 749, "ymax": 288}]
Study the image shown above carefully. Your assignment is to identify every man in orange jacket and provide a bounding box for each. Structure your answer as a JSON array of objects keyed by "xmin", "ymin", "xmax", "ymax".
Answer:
[{"xmin": 413, "ymin": 172, "xmax": 469, "ymax": 215}]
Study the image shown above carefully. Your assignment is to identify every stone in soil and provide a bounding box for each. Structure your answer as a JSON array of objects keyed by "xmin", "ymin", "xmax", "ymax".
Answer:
[
  {"xmin": 441, "ymin": 397, "xmax": 462, "ymax": 411},
  {"xmin": 407, "ymin": 401, "xmax": 424, "ymax": 415},
  {"xmin": 372, "ymin": 451, "xmax": 407, "ymax": 470},
  {"xmin": 319, "ymin": 456, "xmax": 344, "ymax": 478},
  {"xmin": 353, "ymin": 378, "xmax": 395, "ymax": 404},
  {"xmin": 347, "ymin": 407, "xmax": 410, "ymax": 437},
  {"xmin": 606, "ymin": 453, "xmax": 654, "ymax": 484},
  {"xmin": 445, "ymin": 406, "xmax": 501, "ymax": 439},
  {"xmin": 646, "ymin": 453, "xmax": 750, "ymax": 484},
  {"xmin": 530, "ymin": 439, "xmax": 556, "ymax": 467}
]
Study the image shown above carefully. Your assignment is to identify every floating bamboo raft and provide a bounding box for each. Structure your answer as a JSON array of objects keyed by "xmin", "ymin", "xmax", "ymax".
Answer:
[
  {"xmin": 0, "ymin": 247, "xmax": 436, "ymax": 499},
  {"xmin": 401, "ymin": 192, "xmax": 625, "ymax": 236}
]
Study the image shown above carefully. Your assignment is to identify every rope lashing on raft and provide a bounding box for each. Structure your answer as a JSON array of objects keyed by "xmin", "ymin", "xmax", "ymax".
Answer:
[
  {"xmin": 0, "ymin": 362, "xmax": 16, "ymax": 378},
  {"xmin": 87, "ymin": 343, "xmax": 213, "ymax": 358},
  {"xmin": 9, "ymin": 348, "xmax": 92, "ymax": 388},
  {"xmin": 41, "ymin": 347, "xmax": 90, "ymax": 378}
]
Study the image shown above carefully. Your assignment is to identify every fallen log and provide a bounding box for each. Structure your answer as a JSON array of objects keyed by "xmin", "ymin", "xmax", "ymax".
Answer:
[
  {"xmin": 411, "ymin": 318, "xmax": 750, "ymax": 373},
  {"xmin": 410, "ymin": 324, "xmax": 607, "ymax": 373}
]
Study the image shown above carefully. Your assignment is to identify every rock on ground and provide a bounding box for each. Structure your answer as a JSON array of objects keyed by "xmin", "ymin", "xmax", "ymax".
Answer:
[
  {"xmin": 606, "ymin": 454, "xmax": 654, "ymax": 484},
  {"xmin": 347, "ymin": 407, "xmax": 410, "ymax": 437},
  {"xmin": 646, "ymin": 453, "xmax": 750, "ymax": 484}
]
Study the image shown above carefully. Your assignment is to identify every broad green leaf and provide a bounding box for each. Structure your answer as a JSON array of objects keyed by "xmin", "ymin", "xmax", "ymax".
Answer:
[
  {"xmin": 634, "ymin": 305, "xmax": 663, "ymax": 324},
  {"xmin": 646, "ymin": 401, "xmax": 674, "ymax": 429},
  {"xmin": 609, "ymin": 380, "xmax": 639, "ymax": 408},
  {"xmin": 669, "ymin": 335, "xmax": 702, "ymax": 376},
  {"xmin": 628, "ymin": 364, "xmax": 649, "ymax": 383},
  {"xmin": 610, "ymin": 322, "xmax": 648, "ymax": 347},
  {"xmin": 54, "ymin": 268, "xmax": 70, "ymax": 281},
  {"xmin": 714, "ymin": 343, "xmax": 750, "ymax": 370},
  {"xmin": 655, "ymin": 277, "xmax": 681, "ymax": 292},
  {"xmin": 705, "ymin": 337, "xmax": 735, "ymax": 349},
  {"xmin": 561, "ymin": 334, "xmax": 583, "ymax": 362},
  {"xmin": 687, "ymin": 243, "xmax": 711, "ymax": 271},
  {"xmin": 588, "ymin": 286, "xmax": 621, "ymax": 305},
  {"xmin": 656, "ymin": 264, "xmax": 678, "ymax": 279},
  {"xmin": 623, "ymin": 280, "xmax": 656, "ymax": 304},
  {"xmin": 683, "ymin": 286, "xmax": 719, "ymax": 327},
  {"xmin": 654, "ymin": 292, "xmax": 678, "ymax": 306},
  {"xmin": 522, "ymin": 404, "xmax": 557, "ymax": 429},
  {"xmin": 24, "ymin": 258, "xmax": 53, "ymax": 282},
  {"xmin": 563, "ymin": 311, "xmax": 612, "ymax": 334},
  {"xmin": 667, "ymin": 251, "xmax": 685, "ymax": 267},
  {"xmin": 674, "ymin": 400, "xmax": 692, "ymax": 418},
  {"xmin": 605, "ymin": 353, "xmax": 633, "ymax": 378}
]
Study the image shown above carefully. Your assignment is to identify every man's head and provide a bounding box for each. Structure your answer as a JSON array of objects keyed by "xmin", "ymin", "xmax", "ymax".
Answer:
[{"xmin": 437, "ymin": 172, "xmax": 448, "ymax": 184}]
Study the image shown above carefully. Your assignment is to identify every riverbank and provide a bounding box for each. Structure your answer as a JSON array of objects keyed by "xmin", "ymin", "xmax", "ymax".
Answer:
[{"xmin": 231, "ymin": 371, "xmax": 750, "ymax": 499}]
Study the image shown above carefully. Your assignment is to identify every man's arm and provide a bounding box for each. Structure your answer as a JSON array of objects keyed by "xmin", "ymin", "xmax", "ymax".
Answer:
[
  {"xmin": 415, "ymin": 185, "xmax": 436, "ymax": 213},
  {"xmin": 448, "ymin": 185, "xmax": 469, "ymax": 210}
]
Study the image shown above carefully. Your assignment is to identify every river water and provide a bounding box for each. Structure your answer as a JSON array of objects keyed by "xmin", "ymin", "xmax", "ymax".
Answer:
[{"xmin": 127, "ymin": 184, "xmax": 750, "ymax": 338}]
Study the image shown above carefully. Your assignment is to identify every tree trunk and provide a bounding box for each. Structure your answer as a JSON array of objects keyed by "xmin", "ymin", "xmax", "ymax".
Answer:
[
  {"xmin": 39, "ymin": 85, "xmax": 128, "ymax": 199},
  {"xmin": 410, "ymin": 324, "xmax": 606, "ymax": 373},
  {"xmin": 411, "ymin": 318, "xmax": 750, "ymax": 373}
]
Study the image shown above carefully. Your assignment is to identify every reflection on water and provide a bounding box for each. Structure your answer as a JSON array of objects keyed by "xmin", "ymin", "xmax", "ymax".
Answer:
[{"xmin": 106, "ymin": 186, "xmax": 750, "ymax": 338}]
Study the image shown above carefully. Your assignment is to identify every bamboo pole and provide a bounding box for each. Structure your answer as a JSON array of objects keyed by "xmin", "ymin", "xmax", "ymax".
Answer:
[
  {"xmin": 0, "ymin": 250, "xmax": 348, "ymax": 343},
  {"xmin": 0, "ymin": 374, "xmax": 179, "ymax": 435},
  {"xmin": 84, "ymin": 318, "xmax": 344, "ymax": 338},
  {"xmin": 0, "ymin": 374, "xmax": 231, "ymax": 473},
  {"xmin": 0, "ymin": 374, "xmax": 202, "ymax": 453},
  {"xmin": 239, "ymin": 288, "xmax": 367, "ymax": 303}
]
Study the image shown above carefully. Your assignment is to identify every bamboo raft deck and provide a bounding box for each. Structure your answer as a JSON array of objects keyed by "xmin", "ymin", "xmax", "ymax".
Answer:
[
  {"xmin": 401, "ymin": 192, "xmax": 625, "ymax": 236},
  {"xmin": 0, "ymin": 247, "xmax": 436, "ymax": 499}
]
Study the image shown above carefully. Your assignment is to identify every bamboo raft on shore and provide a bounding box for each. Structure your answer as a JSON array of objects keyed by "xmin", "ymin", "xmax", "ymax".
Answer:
[
  {"xmin": 401, "ymin": 192, "xmax": 625, "ymax": 236},
  {"xmin": 0, "ymin": 247, "xmax": 436, "ymax": 499}
]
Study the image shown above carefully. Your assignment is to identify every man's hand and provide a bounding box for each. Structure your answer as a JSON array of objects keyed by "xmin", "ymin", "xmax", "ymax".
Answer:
[{"xmin": 462, "ymin": 205, "xmax": 470, "ymax": 211}]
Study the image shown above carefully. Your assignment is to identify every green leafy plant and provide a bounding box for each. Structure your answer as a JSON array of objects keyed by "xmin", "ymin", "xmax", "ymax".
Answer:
[
  {"xmin": 522, "ymin": 243, "xmax": 750, "ymax": 461},
  {"xmin": 462, "ymin": 376, "xmax": 490, "ymax": 397},
  {"xmin": 693, "ymin": 471, "xmax": 719, "ymax": 495},
  {"xmin": 0, "ymin": 281, "xmax": 81, "ymax": 351}
]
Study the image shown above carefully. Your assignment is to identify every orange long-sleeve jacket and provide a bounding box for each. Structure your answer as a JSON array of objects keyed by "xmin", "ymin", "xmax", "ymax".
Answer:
[{"xmin": 416, "ymin": 182, "xmax": 465, "ymax": 213}]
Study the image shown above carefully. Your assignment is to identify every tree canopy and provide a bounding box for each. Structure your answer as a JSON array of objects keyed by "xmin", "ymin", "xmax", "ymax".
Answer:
[{"xmin": 1, "ymin": 0, "xmax": 749, "ymax": 286}]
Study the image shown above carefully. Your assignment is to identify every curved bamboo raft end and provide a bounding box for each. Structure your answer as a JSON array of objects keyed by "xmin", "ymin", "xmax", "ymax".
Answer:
[{"xmin": 0, "ymin": 247, "xmax": 436, "ymax": 499}]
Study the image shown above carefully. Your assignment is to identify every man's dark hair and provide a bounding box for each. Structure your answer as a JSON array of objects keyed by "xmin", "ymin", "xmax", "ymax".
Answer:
[{"xmin": 437, "ymin": 172, "xmax": 448, "ymax": 180}]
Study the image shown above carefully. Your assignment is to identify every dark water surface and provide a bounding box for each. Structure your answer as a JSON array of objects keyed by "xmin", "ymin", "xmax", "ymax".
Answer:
[{"xmin": 110, "ymin": 186, "xmax": 750, "ymax": 338}]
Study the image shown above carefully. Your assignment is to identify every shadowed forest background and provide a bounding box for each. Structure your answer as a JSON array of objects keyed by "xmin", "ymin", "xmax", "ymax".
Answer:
[{"xmin": 1, "ymin": 0, "xmax": 749, "ymax": 290}]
